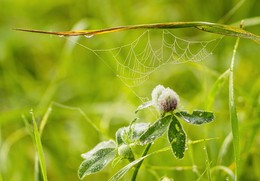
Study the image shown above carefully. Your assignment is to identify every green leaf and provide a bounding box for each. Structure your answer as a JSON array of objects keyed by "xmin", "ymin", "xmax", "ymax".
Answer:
[
  {"xmin": 116, "ymin": 122, "xmax": 149, "ymax": 145},
  {"xmin": 161, "ymin": 177, "xmax": 174, "ymax": 181},
  {"xmin": 168, "ymin": 115, "xmax": 186, "ymax": 159},
  {"xmin": 175, "ymin": 110, "xmax": 214, "ymax": 124},
  {"xmin": 78, "ymin": 140, "xmax": 117, "ymax": 180},
  {"xmin": 110, "ymin": 146, "xmax": 171, "ymax": 181},
  {"xmin": 206, "ymin": 69, "xmax": 230, "ymax": 110},
  {"xmin": 139, "ymin": 115, "xmax": 172, "ymax": 145},
  {"xmin": 135, "ymin": 101, "xmax": 153, "ymax": 113},
  {"xmin": 229, "ymin": 38, "xmax": 240, "ymax": 179},
  {"xmin": 30, "ymin": 110, "xmax": 48, "ymax": 181},
  {"xmin": 109, "ymin": 155, "xmax": 148, "ymax": 181}
]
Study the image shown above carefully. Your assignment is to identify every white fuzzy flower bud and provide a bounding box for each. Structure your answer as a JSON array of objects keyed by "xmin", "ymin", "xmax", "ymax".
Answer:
[
  {"xmin": 152, "ymin": 84, "xmax": 165, "ymax": 106},
  {"xmin": 152, "ymin": 85, "xmax": 179, "ymax": 113}
]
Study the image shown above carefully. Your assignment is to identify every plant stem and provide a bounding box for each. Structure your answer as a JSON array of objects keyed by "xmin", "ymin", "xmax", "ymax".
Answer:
[
  {"xmin": 31, "ymin": 110, "xmax": 48, "ymax": 181},
  {"xmin": 14, "ymin": 21, "xmax": 260, "ymax": 43},
  {"xmin": 229, "ymin": 37, "xmax": 240, "ymax": 181},
  {"xmin": 131, "ymin": 143, "xmax": 152, "ymax": 181}
]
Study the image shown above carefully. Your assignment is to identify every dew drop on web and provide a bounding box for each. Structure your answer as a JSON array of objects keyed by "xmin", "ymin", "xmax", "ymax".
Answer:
[{"xmin": 85, "ymin": 34, "xmax": 94, "ymax": 38}]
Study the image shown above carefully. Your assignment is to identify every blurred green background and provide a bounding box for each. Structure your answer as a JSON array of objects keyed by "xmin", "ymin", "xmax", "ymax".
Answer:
[{"xmin": 0, "ymin": 0, "xmax": 259, "ymax": 180}]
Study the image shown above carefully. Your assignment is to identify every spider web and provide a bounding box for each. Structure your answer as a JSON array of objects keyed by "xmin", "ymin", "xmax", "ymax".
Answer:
[{"xmin": 73, "ymin": 29, "xmax": 222, "ymax": 88}]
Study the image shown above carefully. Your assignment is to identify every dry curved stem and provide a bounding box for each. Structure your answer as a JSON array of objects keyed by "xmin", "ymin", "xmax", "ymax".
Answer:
[{"xmin": 14, "ymin": 21, "xmax": 260, "ymax": 43}]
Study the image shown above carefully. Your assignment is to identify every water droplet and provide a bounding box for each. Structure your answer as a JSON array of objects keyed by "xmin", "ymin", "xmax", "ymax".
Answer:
[
  {"xmin": 192, "ymin": 165, "xmax": 197, "ymax": 172},
  {"xmin": 85, "ymin": 34, "xmax": 94, "ymax": 38},
  {"xmin": 58, "ymin": 35, "xmax": 64, "ymax": 38},
  {"xmin": 103, "ymin": 159, "xmax": 107, "ymax": 164}
]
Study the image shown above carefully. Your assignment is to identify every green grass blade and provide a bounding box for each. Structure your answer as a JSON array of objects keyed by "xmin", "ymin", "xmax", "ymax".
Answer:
[
  {"xmin": 211, "ymin": 166, "xmax": 235, "ymax": 180},
  {"xmin": 196, "ymin": 25, "xmax": 257, "ymax": 42},
  {"xmin": 219, "ymin": 0, "xmax": 246, "ymax": 23},
  {"xmin": 232, "ymin": 16, "xmax": 260, "ymax": 27},
  {"xmin": 109, "ymin": 155, "xmax": 147, "ymax": 181},
  {"xmin": 31, "ymin": 110, "xmax": 48, "ymax": 181},
  {"xmin": 206, "ymin": 69, "xmax": 230, "ymax": 110},
  {"xmin": 229, "ymin": 38, "xmax": 240, "ymax": 181},
  {"xmin": 203, "ymin": 145, "xmax": 211, "ymax": 181},
  {"xmin": 39, "ymin": 106, "xmax": 52, "ymax": 136},
  {"xmin": 217, "ymin": 132, "xmax": 233, "ymax": 165},
  {"xmin": 0, "ymin": 127, "xmax": 1, "ymax": 181},
  {"xmin": 0, "ymin": 128, "xmax": 27, "ymax": 179},
  {"xmin": 35, "ymin": 154, "xmax": 44, "ymax": 181}
]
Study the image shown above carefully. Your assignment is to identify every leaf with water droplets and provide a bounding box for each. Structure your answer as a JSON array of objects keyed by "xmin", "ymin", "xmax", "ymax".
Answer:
[
  {"xmin": 168, "ymin": 115, "xmax": 186, "ymax": 159},
  {"xmin": 116, "ymin": 122, "xmax": 149, "ymax": 145},
  {"xmin": 78, "ymin": 140, "xmax": 117, "ymax": 180},
  {"xmin": 175, "ymin": 110, "xmax": 214, "ymax": 125},
  {"xmin": 135, "ymin": 101, "xmax": 153, "ymax": 113},
  {"xmin": 139, "ymin": 115, "xmax": 172, "ymax": 145}
]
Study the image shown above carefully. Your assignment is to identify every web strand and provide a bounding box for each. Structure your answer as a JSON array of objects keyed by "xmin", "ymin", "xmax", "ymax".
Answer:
[{"xmin": 68, "ymin": 29, "xmax": 222, "ymax": 88}]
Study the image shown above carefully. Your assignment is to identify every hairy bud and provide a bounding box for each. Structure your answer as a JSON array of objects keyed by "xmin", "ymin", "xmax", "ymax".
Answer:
[{"xmin": 152, "ymin": 85, "xmax": 179, "ymax": 113}]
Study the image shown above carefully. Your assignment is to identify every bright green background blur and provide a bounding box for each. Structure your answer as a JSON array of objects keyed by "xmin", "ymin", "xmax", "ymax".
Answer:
[{"xmin": 0, "ymin": 0, "xmax": 259, "ymax": 180}]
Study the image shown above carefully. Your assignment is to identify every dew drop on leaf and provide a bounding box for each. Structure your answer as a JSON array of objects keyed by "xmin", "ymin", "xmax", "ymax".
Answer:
[{"xmin": 175, "ymin": 124, "xmax": 180, "ymax": 131}]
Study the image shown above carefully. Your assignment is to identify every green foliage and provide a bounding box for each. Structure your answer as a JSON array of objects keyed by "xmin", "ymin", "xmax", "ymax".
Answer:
[
  {"xmin": 175, "ymin": 110, "xmax": 214, "ymax": 125},
  {"xmin": 138, "ymin": 115, "xmax": 172, "ymax": 145},
  {"xmin": 78, "ymin": 140, "xmax": 117, "ymax": 179},
  {"xmin": 168, "ymin": 116, "xmax": 186, "ymax": 159},
  {"xmin": 116, "ymin": 122, "xmax": 149, "ymax": 146},
  {"xmin": 229, "ymin": 38, "xmax": 240, "ymax": 180},
  {"xmin": 23, "ymin": 111, "xmax": 48, "ymax": 181},
  {"xmin": 77, "ymin": 88, "xmax": 214, "ymax": 180},
  {"xmin": 1, "ymin": 0, "xmax": 260, "ymax": 180}
]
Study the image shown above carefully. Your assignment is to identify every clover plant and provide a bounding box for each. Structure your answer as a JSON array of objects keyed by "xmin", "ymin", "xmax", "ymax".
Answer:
[{"xmin": 78, "ymin": 85, "xmax": 214, "ymax": 180}]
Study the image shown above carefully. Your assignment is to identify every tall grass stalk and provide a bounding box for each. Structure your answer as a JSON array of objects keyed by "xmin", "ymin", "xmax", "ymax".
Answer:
[
  {"xmin": 0, "ymin": 127, "xmax": 2, "ymax": 181},
  {"xmin": 30, "ymin": 110, "xmax": 48, "ymax": 181},
  {"xmin": 204, "ymin": 144, "xmax": 212, "ymax": 181},
  {"xmin": 15, "ymin": 21, "xmax": 260, "ymax": 43},
  {"xmin": 229, "ymin": 37, "xmax": 240, "ymax": 180}
]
